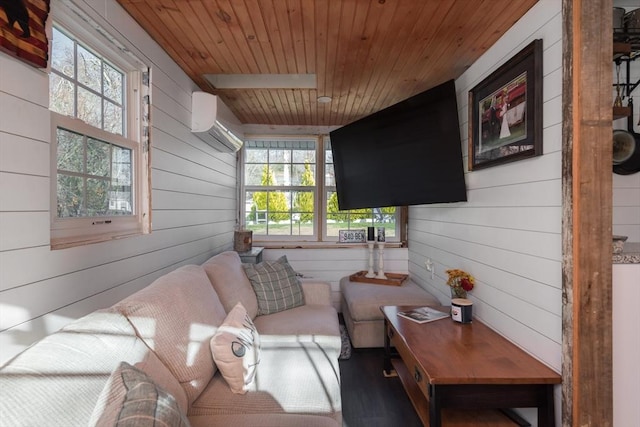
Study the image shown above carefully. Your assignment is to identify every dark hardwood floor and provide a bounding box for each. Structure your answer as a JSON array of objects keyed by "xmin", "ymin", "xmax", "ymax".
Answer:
[{"xmin": 339, "ymin": 347, "xmax": 422, "ymax": 427}]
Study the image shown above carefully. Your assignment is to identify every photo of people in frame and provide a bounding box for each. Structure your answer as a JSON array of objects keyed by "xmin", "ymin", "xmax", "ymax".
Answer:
[{"xmin": 477, "ymin": 72, "xmax": 528, "ymax": 154}]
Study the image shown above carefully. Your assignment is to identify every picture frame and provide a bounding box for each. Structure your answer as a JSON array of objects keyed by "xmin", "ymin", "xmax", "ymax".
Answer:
[
  {"xmin": 468, "ymin": 39, "xmax": 543, "ymax": 170},
  {"xmin": 338, "ymin": 229, "xmax": 366, "ymax": 243},
  {"xmin": 0, "ymin": 0, "xmax": 50, "ymax": 69}
]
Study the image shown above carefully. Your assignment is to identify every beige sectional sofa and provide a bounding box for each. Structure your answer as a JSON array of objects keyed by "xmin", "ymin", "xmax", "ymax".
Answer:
[{"xmin": 0, "ymin": 251, "xmax": 342, "ymax": 426}]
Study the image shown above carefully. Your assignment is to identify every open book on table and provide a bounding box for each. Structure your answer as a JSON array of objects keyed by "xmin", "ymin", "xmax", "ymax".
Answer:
[{"xmin": 397, "ymin": 306, "xmax": 449, "ymax": 324}]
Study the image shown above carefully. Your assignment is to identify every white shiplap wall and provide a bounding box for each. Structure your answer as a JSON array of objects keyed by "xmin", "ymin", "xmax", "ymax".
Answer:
[
  {"xmin": 263, "ymin": 247, "xmax": 409, "ymax": 310},
  {"xmin": 0, "ymin": 0, "xmax": 237, "ymax": 365},
  {"xmin": 407, "ymin": 1, "xmax": 563, "ymax": 425}
]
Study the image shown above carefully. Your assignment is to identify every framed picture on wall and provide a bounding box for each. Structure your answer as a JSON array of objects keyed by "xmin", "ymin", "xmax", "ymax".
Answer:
[
  {"xmin": 468, "ymin": 39, "xmax": 543, "ymax": 170},
  {"xmin": 0, "ymin": 0, "xmax": 50, "ymax": 68}
]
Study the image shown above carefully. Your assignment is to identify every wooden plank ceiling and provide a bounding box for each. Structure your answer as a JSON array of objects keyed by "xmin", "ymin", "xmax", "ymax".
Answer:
[{"xmin": 117, "ymin": 0, "xmax": 538, "ymax": 126}]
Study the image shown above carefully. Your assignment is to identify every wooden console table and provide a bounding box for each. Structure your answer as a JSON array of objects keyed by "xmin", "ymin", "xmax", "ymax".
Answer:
[{"xmin": 381, "ymin": 305, "xmax": 561, "ymax": 427}]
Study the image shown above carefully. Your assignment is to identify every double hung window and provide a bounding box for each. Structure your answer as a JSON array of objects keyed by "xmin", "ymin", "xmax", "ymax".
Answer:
[
  {"xmin": 49, "ymin": 23, "xmax": 150, "ymax": 248},
  {"xmin": 242, "ymin": 136, "xmax": 402, "ymax": 243}
]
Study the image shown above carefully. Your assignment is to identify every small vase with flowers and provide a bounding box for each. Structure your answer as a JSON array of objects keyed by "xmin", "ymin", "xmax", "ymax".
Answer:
[{"xmin": 445, "ymin": 269, "xmax": 475, "ymax": 299}]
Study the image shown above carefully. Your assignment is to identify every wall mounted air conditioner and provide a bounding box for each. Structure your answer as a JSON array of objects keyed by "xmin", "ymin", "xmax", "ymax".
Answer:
[{"xmin": 191, "ymin": 92, "xmax": 245, "ymax": 152}]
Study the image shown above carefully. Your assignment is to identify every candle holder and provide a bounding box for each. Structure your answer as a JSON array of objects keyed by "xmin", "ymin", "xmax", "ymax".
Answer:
[
  {"xmin": 376, "ymin": 242, "xmax": 387, "ymax": 280},
  {"xmin": 365, "ymin": 242, "xmax": 376, "ymax": 278}
]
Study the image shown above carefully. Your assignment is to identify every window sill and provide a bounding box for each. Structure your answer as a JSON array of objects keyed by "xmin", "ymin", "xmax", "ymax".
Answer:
[
  {"xmin": 51, "ymin": 230, "xmax": 143, "ymax": 250},
  {"xmin": 255, "ymin": 241, "xmax": 406, "ymax": 250}
]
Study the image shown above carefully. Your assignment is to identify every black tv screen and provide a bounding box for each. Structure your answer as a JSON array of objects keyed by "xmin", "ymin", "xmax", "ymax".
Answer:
[{"xmin": 330, "ymin": 79, "xmax": 467, "ymax": 210}]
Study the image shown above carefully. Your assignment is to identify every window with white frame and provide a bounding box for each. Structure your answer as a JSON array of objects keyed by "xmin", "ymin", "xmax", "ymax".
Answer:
[
  {"xmin": 242, "ymin": 136, "xmax": 402, "ymax": 243},
  {"xmin": 49, "ymin": 23, "xmax": 150, "ymax": 248}
]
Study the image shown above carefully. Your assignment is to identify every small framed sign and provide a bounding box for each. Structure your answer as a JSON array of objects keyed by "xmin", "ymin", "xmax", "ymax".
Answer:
[{"xmin": 338, "ymin": 229, "xmax": 366, "ymax": 243}]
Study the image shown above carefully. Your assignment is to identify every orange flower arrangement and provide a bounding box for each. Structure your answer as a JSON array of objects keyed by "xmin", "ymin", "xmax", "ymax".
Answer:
[{"xmin": 445, "ymin": 269, "xmax": 475, "ymax": 298}]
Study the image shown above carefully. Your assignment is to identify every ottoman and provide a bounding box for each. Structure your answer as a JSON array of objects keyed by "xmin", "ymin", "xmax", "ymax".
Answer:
[{"xmin": 340, "ymin": 276, "xmax": 440, "ymax": 348}]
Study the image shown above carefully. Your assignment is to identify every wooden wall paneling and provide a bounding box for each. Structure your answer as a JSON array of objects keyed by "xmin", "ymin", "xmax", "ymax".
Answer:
[
  {"xmin": 368, "ymin": 2, "xmax": 431, "ymax": 109},
  {"xmin": 116, "ymin": 0, "xmax": 539, "ymax": 126},
  {"xmin": 320, "ymin": 0, "xmax": 341, "ymax": 125},
  {"xmin": 300, "ymin": 2, "xmax": 316, "ymax": 125},
  {"xmin": 213, "ymin": 1, "xmax": 257, "ymax": 73},
  {"xmin": 233, "ymin": 1, "xmax": 272, "ymax": 74},
  {"xmin": 123, "ymin": 2, "xmax": 201, "ymax": 80},
  {"xmin": 335, "ymin": 2, "xmax": 373, "ymax": 125},
  {"xmin": 164, "ymin": 0, "xmax": 215, "ymax": 73},
  {"xmin": 271, "ymin": 0, "xmax": 298, "ymax": 74},
  {"xmin": 326, "ymin": 0, "xmax": 356, "ymax": 125},
  {"xmin": 344, "ymin": 1, "xmax": 383, "ymax": 123},
  {"xmin": 561, "ymin": 0, "xmax": 613, "ymax": 425},
  {"xmin": 353, "ymin": 0, "xmax": 402, "ymax": 118},
  {"xmin": 215, "ymin": 1, "xmax": 257, "ymax": 74}
]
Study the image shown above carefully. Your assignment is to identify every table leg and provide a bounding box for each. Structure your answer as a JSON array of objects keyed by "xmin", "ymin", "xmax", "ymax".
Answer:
[
  {"xmin": 537, "ymin": 384, "xmax": 555, "ymax": 427},
  {"xmin": 429, "ymin": 384, "xmax": 442, "ymax": 427},
  {"xmin": 383, "ymin": 317, "xmax": 393, "ymax": 376}
]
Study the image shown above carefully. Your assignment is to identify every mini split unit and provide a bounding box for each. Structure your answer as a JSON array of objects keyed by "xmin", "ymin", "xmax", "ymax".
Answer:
[{"xmin": 191, "ymin": 92, "xmax": 245, "ymax": 152}]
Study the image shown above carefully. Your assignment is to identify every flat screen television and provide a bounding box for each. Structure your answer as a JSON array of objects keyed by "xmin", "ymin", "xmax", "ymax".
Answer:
[{"xmin": 330, "ymin": 79, "xmax": 467, "ymax": 210}]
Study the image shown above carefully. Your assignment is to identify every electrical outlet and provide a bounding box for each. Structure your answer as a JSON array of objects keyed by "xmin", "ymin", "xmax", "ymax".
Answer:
[
  {"xmin": 425, "ymin": 258, "xmax": 435, "ymax": 280},
  {"xmin": 425, "ymin": 258, "xmax": 433, "ymax": 272}
]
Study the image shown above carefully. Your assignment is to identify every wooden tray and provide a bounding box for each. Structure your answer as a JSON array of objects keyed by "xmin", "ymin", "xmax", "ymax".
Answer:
[{"xmin": 349, "ymin": 271, "xmax": 409, "ymax": 286}]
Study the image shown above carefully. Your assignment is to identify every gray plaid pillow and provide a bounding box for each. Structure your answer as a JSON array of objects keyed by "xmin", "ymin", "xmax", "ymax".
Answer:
[
  {"xmin": 93, "ymin": 362, "xmax": 190, "ymax": 427},
  {"xmin": 242, "ymin": 256, "xmax": 305, "ymax": 315}
]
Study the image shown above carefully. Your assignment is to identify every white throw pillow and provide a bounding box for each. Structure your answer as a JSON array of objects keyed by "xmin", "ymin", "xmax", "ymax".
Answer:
[{"xmin": 210, "ymin": 302, "xmax": 261, "ymax": 394}]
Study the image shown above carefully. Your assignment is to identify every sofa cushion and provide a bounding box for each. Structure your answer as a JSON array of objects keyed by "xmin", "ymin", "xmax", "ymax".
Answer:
[
  {"xmin": 340, "ymin": 276, "xmax": 439, "ymax": 321},
  {"xmin": 190, "ymin": 343, "xmax": 341, "ymax": 420},
  {"xmin": 203, "ymin": 251, "xmax": 259, "ymax": 319},
  {"xmin": 210, "ymin": 302, "xmax": 261, "ymax": 394},
  {"xmin": 115, "ymin": 264, "xmax": 227, "ymax": 405},
  {"xmin": 0, "ymin": 308, "xmax": 186, "ymax": 426},
  {"xmin": 189, "ymin": 413, "xmax": 341, "ymax": 427},
  {"xmin": 252, "ymin": 304, "xmax": 341, "ymax": 357},
  {"xmin": 92, "ymin": 362, "xmax": 191, "ymax": 427},
  {"xmin": 242, "ymin": 256, "xmax": 305, "ymax": 315}
]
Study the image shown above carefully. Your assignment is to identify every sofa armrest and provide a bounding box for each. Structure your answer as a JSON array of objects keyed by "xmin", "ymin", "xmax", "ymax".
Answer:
[{"xmin": 300, "ymin": 279, "xmax": 332, "ymax": 306}]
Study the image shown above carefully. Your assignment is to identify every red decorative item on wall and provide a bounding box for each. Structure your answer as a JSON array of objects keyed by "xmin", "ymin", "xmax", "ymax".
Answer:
[{"xmin": 0, "ymin": 0, "xmax": 50, "ymax": 68}]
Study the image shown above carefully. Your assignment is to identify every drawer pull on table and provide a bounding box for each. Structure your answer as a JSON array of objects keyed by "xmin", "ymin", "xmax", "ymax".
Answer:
[{"xmin": 414, "ymin": 367, "xmax": 422, "ymax": 383}]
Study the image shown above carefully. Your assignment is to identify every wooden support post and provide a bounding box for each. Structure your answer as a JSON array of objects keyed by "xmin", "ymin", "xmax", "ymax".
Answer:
[{"xmin": 561, "ymin": 0, "xmax": 613, "ymax": 425}]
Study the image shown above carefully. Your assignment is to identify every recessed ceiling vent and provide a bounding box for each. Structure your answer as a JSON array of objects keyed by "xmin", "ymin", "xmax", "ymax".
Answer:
[{"xmin": 191, "ymin": 92, "xmax": 245, "ymax": 152}]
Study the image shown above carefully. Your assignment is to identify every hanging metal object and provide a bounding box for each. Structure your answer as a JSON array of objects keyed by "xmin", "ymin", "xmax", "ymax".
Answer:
[{"xmin": 613, "ymin": 62, "xmax": 624, "ymax": 108}]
